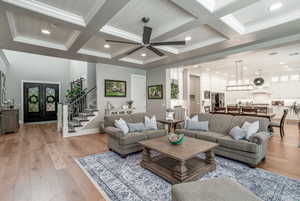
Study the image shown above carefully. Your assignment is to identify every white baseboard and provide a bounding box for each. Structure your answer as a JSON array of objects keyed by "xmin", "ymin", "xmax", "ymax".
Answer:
[{"xmin": 64, "ymin": 128, "xmax": 100, "ymax": 138}]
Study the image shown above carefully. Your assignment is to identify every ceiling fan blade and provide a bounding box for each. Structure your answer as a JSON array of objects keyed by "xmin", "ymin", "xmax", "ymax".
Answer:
[
  {"xmin": 126, "ymin": 46, "xmax": 144, "ymax": 56},
  {"xmin": 147, "ymin": 46, "xmax": 164, "ymax": 57},
  {"xmin": 105, "ymin": 40, "xmax": 141, "ymax": 45},
  {"xmin": 143, "ymin": 26, "xmax": 152, "ymax": 44},
  {"xmin": 151, "ymin": 41, "xmax": 186, "ymax": 46}
]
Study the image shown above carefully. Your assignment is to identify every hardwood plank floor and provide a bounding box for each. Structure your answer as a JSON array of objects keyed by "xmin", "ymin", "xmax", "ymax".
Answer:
[{"xmin": 0, "ymin": 122, "xmax": 299, "ymax": 201}]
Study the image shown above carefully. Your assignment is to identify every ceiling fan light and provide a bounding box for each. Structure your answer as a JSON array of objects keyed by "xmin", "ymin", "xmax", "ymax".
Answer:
[
  {"xmin": 185, "ymin": 36, "xmax": 192, "ymax": 41},
  {"xmin": 104, "ymin": 44, "xmax": 110, "ymax": 48}
]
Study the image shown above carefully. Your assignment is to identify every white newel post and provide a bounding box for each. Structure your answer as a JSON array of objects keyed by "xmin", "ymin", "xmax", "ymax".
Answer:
[
  {"xmin": 62, "ymin": 104, "xmax": 69, "ymax": 137},
  {"xmin": 57, "ymin": 103, "xmax": 63, "ymax": 132}
]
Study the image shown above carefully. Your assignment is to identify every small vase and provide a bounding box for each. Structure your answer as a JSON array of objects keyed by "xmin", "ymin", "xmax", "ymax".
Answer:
[{"xmin": 166, "ymin": 112, "xmax": 174, "ymax": 120}]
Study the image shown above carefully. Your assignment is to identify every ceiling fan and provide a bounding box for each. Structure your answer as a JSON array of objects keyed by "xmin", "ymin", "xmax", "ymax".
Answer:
[{"xmin": 105, "ymin": 17, "xmax": 186, "ymax": 57}]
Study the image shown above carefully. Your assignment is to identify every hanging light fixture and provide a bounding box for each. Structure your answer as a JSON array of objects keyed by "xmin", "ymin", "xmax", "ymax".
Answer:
[{"xmin": 226, "ymin": 60, "xmax": 254, "ymax": 91}]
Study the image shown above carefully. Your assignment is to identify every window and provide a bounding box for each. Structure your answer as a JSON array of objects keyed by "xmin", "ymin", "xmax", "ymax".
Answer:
[
  {"xmin": 280, "ymin": 75, "xmax": 289, "ymax": 82},
  {"xmin": 272, "ymin": 76, "xmax": 279, "ymax": 82},
  {"xmin": 291, "ymin": 74, "xmax": 300, "ymax": 81}
]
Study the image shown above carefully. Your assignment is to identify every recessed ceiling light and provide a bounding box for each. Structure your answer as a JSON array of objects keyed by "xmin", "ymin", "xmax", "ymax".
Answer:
[
  {"xmin": 104, "ymin": 44, "xmax": 110, "ymax": 48},
  {"xmin": 269, "ymin": 2, "xmax": 283, "ymax": 11},
  {"xmin": 41, "ymin": 29, "xmax": 51, "ymax": 35},
  {"xmin": 141, "ymin": 53, "xmax": 147, "ymax": 57},
  {"xmin": 279, "ymin": 62, "xmax": 285, "ymax": 65},
  {"xmin": 185, "ymin": 36, "xmax": 192, "ymax": 41}
]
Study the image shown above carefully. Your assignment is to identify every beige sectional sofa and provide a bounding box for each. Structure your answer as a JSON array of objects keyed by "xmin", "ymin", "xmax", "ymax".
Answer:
[
  {"xmin": 104, "ymin": 113, "xmax": 167, "ymax": 157},
  {"xmin": 175, "ymin": 113, "xmax": 270, "ymax": 167}
]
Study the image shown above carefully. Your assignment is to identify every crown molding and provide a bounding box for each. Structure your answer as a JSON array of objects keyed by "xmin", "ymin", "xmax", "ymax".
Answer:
[
  {"xmin": 84, "ymin": 0, "xmax": 107, "ymax": 24},
  {"xmin": 14, "ymin": 36, "xmax": 67, "ymax": 51},
  {"xmin": 100, "ymin": 25, "xmax": 141, "ymax": 43},
  {"xmin": 6, "ymin": 11, "xmax": 17, "ymax": 38},
  {"xmin": 119, "ymin": 57, "xmax": 143, "ymax": 65},
  {"xmin": 78, "ymin": 49, "xmax": 111, "ymax": 59},
  {"xmin": 65, "ymin": 31, "xmax": 81, "ymax": 50},
  {"xmin": 3, "ymin": 0, "xmax": 86, "ymax": 26}
]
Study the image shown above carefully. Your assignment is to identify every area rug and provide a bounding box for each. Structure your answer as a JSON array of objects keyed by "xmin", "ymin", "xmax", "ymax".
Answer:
[{"xmin": 75, "ymin": 151, "xmax": 300, "ymax": 201}]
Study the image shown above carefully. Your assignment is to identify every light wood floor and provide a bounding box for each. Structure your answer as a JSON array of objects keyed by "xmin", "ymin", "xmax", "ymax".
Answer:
[{"xmin": 0, "ymin": 123, "xmax": 299, "ymax": 201}]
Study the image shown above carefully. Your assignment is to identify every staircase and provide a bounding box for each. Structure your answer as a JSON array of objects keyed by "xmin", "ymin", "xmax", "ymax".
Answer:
[{"xmin": 61, "ymin": 87, "xmax": 99, "ymax": 137}]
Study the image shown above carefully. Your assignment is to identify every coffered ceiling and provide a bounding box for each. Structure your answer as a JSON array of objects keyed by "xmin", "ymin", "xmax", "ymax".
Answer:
[{"xmin": 1, "ymin": 0, "xmax": 300, "ymax": 69}]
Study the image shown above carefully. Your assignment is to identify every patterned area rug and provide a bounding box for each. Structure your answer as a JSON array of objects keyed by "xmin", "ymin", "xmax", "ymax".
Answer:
[{"xmin": 76, "ymin": 151, "xmax": 300, "ymax": 201}]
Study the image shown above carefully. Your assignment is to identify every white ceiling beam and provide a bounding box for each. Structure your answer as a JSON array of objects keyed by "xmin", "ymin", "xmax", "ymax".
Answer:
[
  {"xmin": 171, "ymin": 0, "xmax": 238, "ymax": 39},
  {"xmin": 214, "ymin": 0, "xmax": 259, "ymax": 18},
  {"xmin": 0, "ymin": 1, "xmax": 84, "ymax": 31},
  {"xmin": 68, "ymin": 0, "xmax": 131, "ymax": 53}
]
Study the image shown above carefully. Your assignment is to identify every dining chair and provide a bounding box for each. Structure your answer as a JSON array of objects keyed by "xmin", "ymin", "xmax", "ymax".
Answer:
[
  {"xmin": 269, "ymin": 109, "xmax": 288, "ymax": 138},
  {"xmin": 256, "ymin": 107, "xmax": 268, "ymax": 114},
  {"xmin": 214, "ymin": 107, "xmax": 226, "ymax": 113},
  {"xmin": 227, "ymin": 106, "xmax": 240, "ymax": 114}
]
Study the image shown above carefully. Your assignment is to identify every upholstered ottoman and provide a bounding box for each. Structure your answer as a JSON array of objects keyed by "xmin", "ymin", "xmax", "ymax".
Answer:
[{"xmin": 172, "ymin": 177, "xmax": 262, "ymax": 201}]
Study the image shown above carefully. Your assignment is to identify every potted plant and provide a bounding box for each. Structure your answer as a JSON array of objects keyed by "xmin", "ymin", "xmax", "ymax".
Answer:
[
  {"xmin": 166, "ymin": 108, "xmax": 175, "ymax": 120},
  {"xmin": 290, "ymin": 101, "xmax": 300, "ymax": 130},
  {"xmin": 126, "ymin": 100, "xmax": 134, "ymax": 109},
  {"xmin": 65, "ymin": 83, "xmax": 84, "ymax": 102}
]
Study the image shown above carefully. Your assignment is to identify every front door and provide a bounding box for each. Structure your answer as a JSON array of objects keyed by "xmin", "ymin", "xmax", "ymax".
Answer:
[{"xmin": 24, "ymin": 82, "xmax": 59, "ymax": 123}]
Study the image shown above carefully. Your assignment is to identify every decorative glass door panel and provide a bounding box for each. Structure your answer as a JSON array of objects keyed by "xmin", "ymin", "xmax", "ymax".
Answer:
[{"xmin": 24, "ymin": 83, "xmax": 59, "ymax": 122}]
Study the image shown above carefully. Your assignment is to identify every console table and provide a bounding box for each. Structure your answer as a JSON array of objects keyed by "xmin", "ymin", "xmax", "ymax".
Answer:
[{"xmin": 0, "ymin": 109, "xmax": 19, "ymax": 134}]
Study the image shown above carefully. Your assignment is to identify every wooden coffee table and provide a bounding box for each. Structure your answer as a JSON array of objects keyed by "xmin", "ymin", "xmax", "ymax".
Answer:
[{"xmin": 139, "ymin": 136, "xmax": 218, "ymax": 184}]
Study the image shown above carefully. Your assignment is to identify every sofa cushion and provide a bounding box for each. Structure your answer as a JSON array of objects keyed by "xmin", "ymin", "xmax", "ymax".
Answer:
[
  {"xmin": 198, "ymin": 113, "xmax": 233, "ymax": 134},
  {"xmin": 128, "ymin": 122, "xmax": 145, "ymax": 132},
  {"xmin": 217, "ymin": 136, "xmax": 259, "ymax": 153},
  {"xmin": 187, "ymin": 121, "xmax": 209, "ymax": 131},
  {"xmin": 230, "ymin": 116, "xmax": 269, "ymax": 132},
  {"xmin": 104, "ymin": 112, "xmax": 152, "ymax": 127},
  {"xmin": 194, "ymin": 131, "xmax": 226, "ymax": 142},
  {"xmin": 144, "ymin": 129, "xmax": 166, "ymax": 139},
  {"xmin": 119, "ymin": 132, "xmax": 148, "ymax": 145},
  {"xmin": 175, "ymin": 129, "xmax": 225, "ymax": 142}
]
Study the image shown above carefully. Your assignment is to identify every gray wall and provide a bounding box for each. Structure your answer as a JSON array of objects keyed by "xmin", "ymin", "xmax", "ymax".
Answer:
[
  {"xmin": 87, "ymin": 62, "xmax": 97, "ymax": 105},
  {"xmin": 147, "ymin": 67, "xmax": 166, "ymax": 119},
  {"xmin": 96, "ymin": 63, "xmax": 146, "ymax": 121},
  {"xmin": 5, "ymin": 50, "xmax": 70, "ymax": 123}
]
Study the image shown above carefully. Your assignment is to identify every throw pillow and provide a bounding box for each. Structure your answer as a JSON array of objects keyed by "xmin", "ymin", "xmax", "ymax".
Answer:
[
  {"xmin": 229, "ymin": 126, "xmax": 247, "ymax": 140},
  {"xmin": 128, "ymin": 122, "xmax": 146, "ymax": 132},
  {"xmin": 114, "ymin": 118, "xmax": 129, "ymax": 135},
  {"xmin": 187, "ymin": 121, "xmax": 209, "ymax": 131},
  {"xmin": 185, "ymin": 115, "xmax": 198, "ymax": 129},
  {"xmin": 242, "ymin": 121, "xmax": 259, "ymax": 140},
  {"xmin": 145, "ymin": 115, "xmax": 158, "ymax": 130}
]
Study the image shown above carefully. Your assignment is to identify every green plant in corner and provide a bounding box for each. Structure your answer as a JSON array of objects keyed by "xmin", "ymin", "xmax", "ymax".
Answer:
[{"xmin": 65, "ymin": 83, "xmax": 83, "ymax": 102}]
